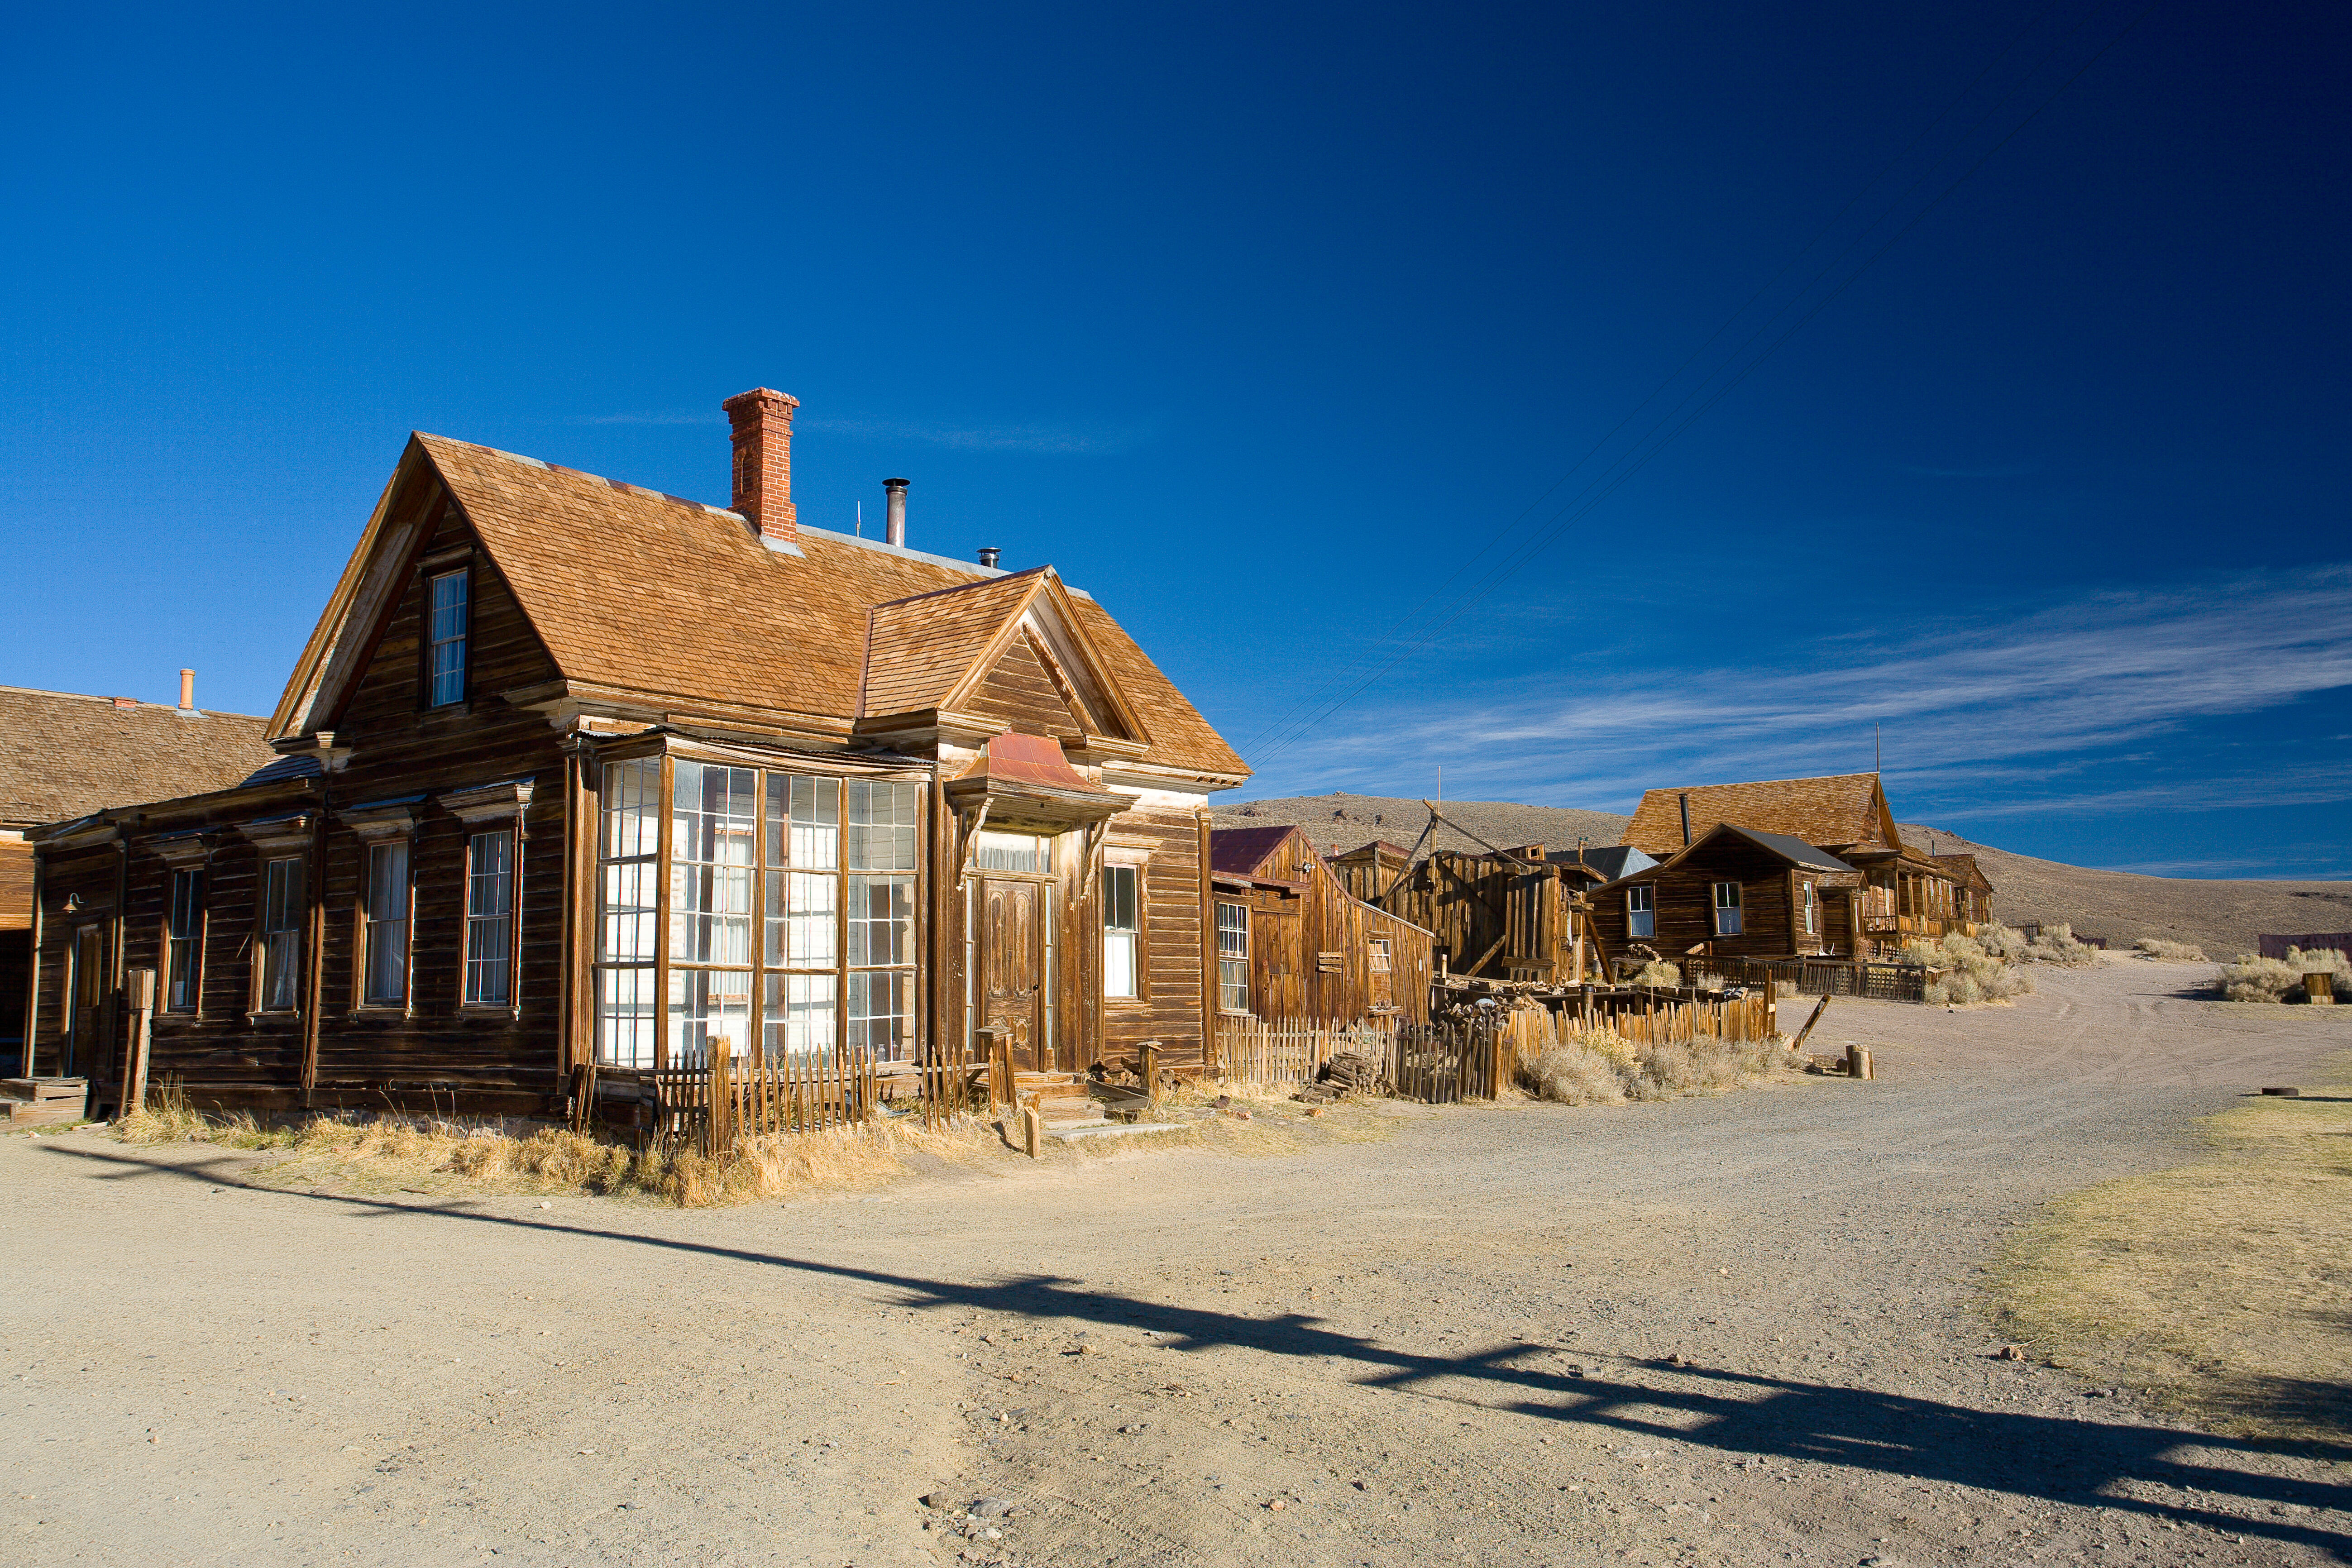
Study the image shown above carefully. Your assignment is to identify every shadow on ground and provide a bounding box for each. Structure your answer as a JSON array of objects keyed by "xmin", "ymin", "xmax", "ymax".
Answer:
[{"xmin": 53, "ymin": 1142, "xmax": 2352, "ymax": 1555}]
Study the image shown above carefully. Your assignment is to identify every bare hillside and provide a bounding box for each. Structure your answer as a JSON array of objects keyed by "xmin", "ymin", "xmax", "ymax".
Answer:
[
  {"xmin": 1901, "ymin": 823, "xmax": 2352, "ymax": 961},
  {"xmin": 1213, "ymin": 791, "xmax": 1628, "ymax": 860},
  {"xmin": 1215, "ymin": 793, "xmax": 2350, "ymax": 960}
]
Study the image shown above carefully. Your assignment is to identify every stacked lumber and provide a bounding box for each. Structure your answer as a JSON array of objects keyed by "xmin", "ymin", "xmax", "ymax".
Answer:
[{"xmin": 1294, "ymin": 1051, "xmax": 1383, "ymax": 1104}]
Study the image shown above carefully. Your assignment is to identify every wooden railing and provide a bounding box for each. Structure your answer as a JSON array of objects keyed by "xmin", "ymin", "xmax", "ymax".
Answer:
[
  {"xmin": 1682, "ymin": 956, "xmax": 1927, "ymax": 1004},
  {"xmin": 1216, "ymin": 1017, "xmax": 1510, "ymax": 1106}
]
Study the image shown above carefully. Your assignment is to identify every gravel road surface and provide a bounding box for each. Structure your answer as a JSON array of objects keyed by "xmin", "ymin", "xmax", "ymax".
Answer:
[{"xmin": 4, "ymin": 956, "xmax": 2347, "ymax": 1567}]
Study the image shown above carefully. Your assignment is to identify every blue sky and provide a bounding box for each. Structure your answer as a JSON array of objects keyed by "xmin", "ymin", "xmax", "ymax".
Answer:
[{"xmin": 3, "ymin": 2, "xmax": 2345, "ymax": 876}]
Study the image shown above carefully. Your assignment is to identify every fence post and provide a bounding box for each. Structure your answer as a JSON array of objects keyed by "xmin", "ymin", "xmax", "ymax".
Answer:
[
  {"xmin": 1141, "ymin": 1040, "xmax": 1162, "ymax": 1106},
  {"xmin": 121, "ymin": 968, "xmax": 156, "ymax": 1119},
  {"xmin": 982, "ymin": 1028, "xmax": 1010, "ymax": 1113},
  {"xmin": 707, "ymin": 1037, "xmax": 735, "ymax": 1157}
]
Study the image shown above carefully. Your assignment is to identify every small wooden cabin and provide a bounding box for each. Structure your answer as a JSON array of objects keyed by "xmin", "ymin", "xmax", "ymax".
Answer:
[
  {"xmin": 27, "ymin": 387, "xmax": 1252, "ymax": 1118},
  {"xmin": 1621, "ymin": 774, "xmax": 1993, "ymax": 956},
  {"xmin": 1588, "ymin": 822, "xmax": 1855, "ymax": 966},
  {"xmin": 1208, "ymin": 826, "xmax": 1431, "ymax": 1025},
  {"xmin": 4, "ymin": 682, "xmax": 279, "ymax": 1078}
]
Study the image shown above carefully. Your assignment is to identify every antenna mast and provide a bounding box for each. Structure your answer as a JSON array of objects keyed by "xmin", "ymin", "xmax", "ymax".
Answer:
[{"xmin": 1874, "ymin": 723, "xmax": 1881, "ymax": 774}]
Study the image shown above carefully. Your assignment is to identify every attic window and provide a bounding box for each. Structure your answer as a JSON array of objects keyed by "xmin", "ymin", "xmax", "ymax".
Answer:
[{"xmin": 427, "ymin": 569, "xmax": 470, "ymax": 707}]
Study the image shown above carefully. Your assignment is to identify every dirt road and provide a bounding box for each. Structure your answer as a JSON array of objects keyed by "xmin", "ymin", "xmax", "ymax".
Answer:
[{"xmin": 5, "ymin": 957, "xmax": 2347, "ymax": 1567}]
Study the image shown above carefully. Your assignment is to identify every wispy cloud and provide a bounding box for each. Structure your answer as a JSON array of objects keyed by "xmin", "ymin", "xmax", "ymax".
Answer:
[
  {"xmin": 1245, "ymin": 567, "xmax": 2352, "ymax": 817},
  {"xmin": 803, "ymin": 416, "xmax": 1158, "ymax": 456}
]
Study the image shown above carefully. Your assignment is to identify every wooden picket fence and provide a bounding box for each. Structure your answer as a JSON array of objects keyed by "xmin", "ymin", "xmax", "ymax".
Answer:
[
  {"xmin": 583, "ymin": 1035, "xmax": 985, "ymax": 1154},
  {"xmin": 1216, "ymin": 1017, "xmax": 1510, "ymax": 1105}
]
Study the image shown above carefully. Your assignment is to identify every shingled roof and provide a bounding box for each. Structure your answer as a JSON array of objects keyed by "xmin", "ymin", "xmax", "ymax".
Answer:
[
  {"xmin": 274, "ymin": 434, "xmax": 1247, "ymax": 781},
  {"xmin": 0, "ymin": 685, "xmax": 282, "ymax": 829},
  {"xmin": 1621, "ymin": 773, "xmax": 1900, "ymax": 857}
]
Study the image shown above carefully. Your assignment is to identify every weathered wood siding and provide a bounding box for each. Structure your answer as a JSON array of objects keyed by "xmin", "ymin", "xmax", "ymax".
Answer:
[
  {"xmin": 1587, "ymin": 836, "xmax": 1806, "ymax": 963},
  {"xmin": 1095, "ymin": 806, "xmax": 1207, "ymax": 1074}
]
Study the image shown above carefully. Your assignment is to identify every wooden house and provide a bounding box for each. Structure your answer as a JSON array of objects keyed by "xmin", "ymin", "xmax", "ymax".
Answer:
[
  {"xmin": 1208, "ymin": 826, "xmax": 1431, "ymax": 1025},
  {"xmin": 1587, "ymin": 822, "xmax": 1855, "ymax": 966},
  {"xmin": 1620, "ymin": 774, "xmax": 1992, "ymax": 956},
  {"xmin": 4, "ymin": 680, "xmax": 279, "ymax": 1079},
  {"xmin": 1348, "ymin": 841, "xmax": 1592, "ymax": 984},
  {"xmin": 26, "ymin": 387, "xmax": 1250, "ymax": 1119},
  {"xmin": 1931, "ymin": 853, "xmax": 1994, "ymax": 928}
]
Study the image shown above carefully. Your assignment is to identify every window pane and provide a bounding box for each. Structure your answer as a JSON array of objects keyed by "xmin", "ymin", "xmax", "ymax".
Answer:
[
  {"xmin": 261, "ymin": 858, "xmax": 302, "ymax": 1010},
  {"xmin": 1103, "ymin": 866, "xmax": 1138, "ymax": 932},
  {"xmin": 848, "ymin": 875, "xmax": 914, "ymax": 967},
  {"xmin": 767, "ymin": 774, "xmax": 838, "ymax": 869},
  {"xmin": 428, "ymin": 571, "xmax": 468, "ymax": 706},
  {"xmin": 465, "ymin": 829, "xmax": 514, "ymax": 1004},
  {"xmin": 597, "ymin": 966, "xmax": 657, "ymax": 1068},
  {"xmin": 601, "ymin": 758, "xmax": 659, "ymax": 859},
  {"xmin": 846, "ymin": 780, "xmax": 919, "ymax": 871},
  {"xmin": 765, "ymin": 869, "xmax": 837, "ymax": 968},
  {"xmin": 1216, "ymin": 902, "xmax": 1248, "ymax": 957},
  {"xmin": 1219, "ymin": 956, "xmax": 1248, "ymax": 1013},
  {"xmin": 1104, "ymin": 930, "xmax": 1138, "ymax": 999},
  {"xmin": 762, "ymin": 971, "xmax": 837, "ymax": 1062},
  {"xmin": 363, "ymin": 841, "xmax": 409, "ymax": 1005},
  {"xmin": 600, "ymin": 861, "xmax": 656, "ymax": 962},
  {"xmin": 166, "ymin": 869, "xmax": 202, "ymax": 1012},
  {"xmin": 972, "ymin": 829, "xmax": 1047, "ymax": 874},
  {"xmin": 669, "ymin": 968, "xmax": 751, "ymax": 1067},
  {"xmin": 846, "ymin": 969, "xmax": 912, "ymax": 1061},
  {"xmin": 669, "ymin": 762, "xmax": 755, "ymax": 965}
]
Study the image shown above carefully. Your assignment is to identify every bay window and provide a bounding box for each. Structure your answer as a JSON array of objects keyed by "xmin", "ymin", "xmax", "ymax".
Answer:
[{"xmin": 595, "ymin": 755, "xmax": 921, "ymax": 1071}]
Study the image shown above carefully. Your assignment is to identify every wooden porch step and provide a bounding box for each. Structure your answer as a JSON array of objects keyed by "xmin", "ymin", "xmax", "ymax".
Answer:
[
  {"xmin": 1, "ymin": 1078, "xmax": 90, "ymax": 1128},
  {"xmin": 1048, "ymin": 1120, "xmax": 1184, "ymax": 1143}
]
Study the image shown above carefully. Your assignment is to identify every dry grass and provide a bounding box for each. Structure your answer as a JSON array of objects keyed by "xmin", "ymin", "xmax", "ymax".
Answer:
[
  {"xmin": 1991, "ymin": 1051, "xmax": 2352, "ymax": 1446},
  {"xmin": 1628, "ymin": 959, "xmax": 1683, "ymax": 988},
  {"xmin": 1527, "ymin": 1025, "xmax": 1794, "ymax": 1106},
  {"xmin": 2219, "ymin": 946, "xmax": 2352, "ymax": 1004},
  {"xmin": 114, "ymin": 1080, "xmax": 994, "ymax": 1207},
  {"xmin": 2132, "ymin": 937, "xmax": 2209, "ymax": 962}
]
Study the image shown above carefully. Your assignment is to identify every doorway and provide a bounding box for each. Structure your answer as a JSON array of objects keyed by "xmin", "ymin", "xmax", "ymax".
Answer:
[
  {"xmin": 974, "ymin": 877, "xmax": 1054, "ymax": 1072},
  {"xmin": 63, "ymin": 923, "xmax": 104, "ymax": 1078}
]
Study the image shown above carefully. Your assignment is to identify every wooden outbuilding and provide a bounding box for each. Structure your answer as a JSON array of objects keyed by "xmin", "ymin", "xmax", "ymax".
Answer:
[
  {"xmin": 1209, "ymin": 826, "xmax": 1430, "ymax": 1026},
  {"xmin": 26, "ymin": 387, "xmax": 1251, "ymax": 1119},
  {"xmin": 1587, "ymin": 822, "xmax": 1855, "ymax": 966}
]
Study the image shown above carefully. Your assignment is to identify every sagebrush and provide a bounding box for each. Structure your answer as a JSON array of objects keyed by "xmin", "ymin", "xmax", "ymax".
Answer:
[
  {"xmin": 2133, "ymin": 937, "xmax": 2208, "ymax": 962},
  {"xmin": 2023, "ymin": 923, "xmax": 2100, "ymax": 967},
  {"xmin": 1897, "ymin": 931, "xmax": 2035, "ymax": 1006},
  {"xmin": 2218, "ymin": 946, "xmax": 2352, "ymax": 1004},
  {"xmin": 1527, "ymin": 1025, "xmax": 1791, "ymax": 1105}
]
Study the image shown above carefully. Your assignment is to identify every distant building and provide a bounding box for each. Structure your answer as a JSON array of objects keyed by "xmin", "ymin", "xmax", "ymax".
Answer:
[
  {"xmin": 3, "ymin": 680, "xmax": 281, "ymax": 1076},
  {"xmin": 1617, "ymin": 773, "xmax": 1991, "ymax": 958}
]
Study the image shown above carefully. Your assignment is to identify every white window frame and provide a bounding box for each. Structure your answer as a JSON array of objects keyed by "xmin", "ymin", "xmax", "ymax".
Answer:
[
  {"xmin": 1626, "ymin": 884, "xmax": 1655, "ymax": 940},
  {"xmin": 463, "ymin": 827, "xmax": 516, "ymax": 1007},
  {"xmin": 1102, "ymin": 864, "xmax": 1141, "ymax": 1000},
  {"xmin": 1711, "ymin": 881, "xmax": 1743, "ymax": 937},
  {"xmin": 427, "ymin": 568, "xmax": 469, "ymax": 707},
  {"xmin": 164, "ymin": 867, "xmax": 204, "ymax": 1014},
  {"xmin": 1800, "ymin": 880, "xmax": 1817, "ymax": 937},
  {"xmin": 1216, "ymin": 901, "xmax": 1250, "ymax": 1015},
  {"xmin": 361, "ymin": 839, "xmax": 413, "ymax": 1007}
]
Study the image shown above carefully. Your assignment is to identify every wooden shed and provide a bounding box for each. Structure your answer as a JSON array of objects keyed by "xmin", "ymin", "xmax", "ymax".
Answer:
[
  {"xmin": 26, "ymin": 387, "xmax": 1253, "ymax": 1119},
  {"xmin": 1209, "ymin": 825, "xmax": 1431, "ymax": 1026}
]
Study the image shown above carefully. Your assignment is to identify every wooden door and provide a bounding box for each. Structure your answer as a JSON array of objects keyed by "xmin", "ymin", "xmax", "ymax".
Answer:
[
  {"xmin": 65, "ymin": 923, "xmax": 104, "ymax": 1077},
  {"xmin": 977, "ymin": 878, "xmax": 1050, "ymax": 1072}
]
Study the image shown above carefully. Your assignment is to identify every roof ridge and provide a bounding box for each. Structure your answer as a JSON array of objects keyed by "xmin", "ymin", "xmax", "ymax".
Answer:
[{"xmin": 0, "ymin": 682, "xmax": 267, "ymax": 720}]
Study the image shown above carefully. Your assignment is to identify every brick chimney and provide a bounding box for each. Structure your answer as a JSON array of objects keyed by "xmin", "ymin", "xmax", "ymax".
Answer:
[{"xmin": 721, "ymin": 387, "xmax": 800, "ymax": 546}]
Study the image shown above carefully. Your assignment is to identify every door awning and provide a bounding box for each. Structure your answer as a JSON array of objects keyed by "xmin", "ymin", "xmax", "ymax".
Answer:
[{"xmin": 945, "ymin": 733, "xmax": 1129, "ymax": 829}]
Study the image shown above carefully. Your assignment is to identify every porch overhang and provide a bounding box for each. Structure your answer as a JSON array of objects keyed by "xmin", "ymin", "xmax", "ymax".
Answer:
[{"xmin": 944, "ymin": 732, "xmax": 1128, "ymax": 831}]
